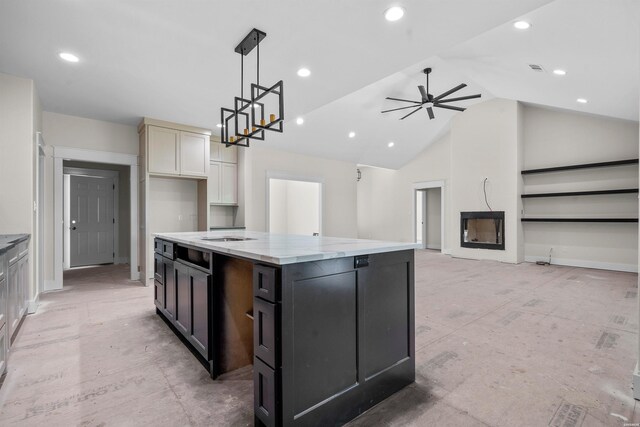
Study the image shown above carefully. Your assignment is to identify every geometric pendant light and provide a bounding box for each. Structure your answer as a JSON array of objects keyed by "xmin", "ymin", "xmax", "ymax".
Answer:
[{"xmin": 220, "ymin": 28, "xmax": 284, "ymax": 147}]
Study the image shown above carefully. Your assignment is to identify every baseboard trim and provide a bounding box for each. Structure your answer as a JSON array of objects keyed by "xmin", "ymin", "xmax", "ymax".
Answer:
[
  {"xmin": 27, "ymin": 293, "xmax": 40, "ymax": 314},
  {"xmin": 115, "ymin": 257, "xmax": 129, "ymax": 265},
  {"xmin": 442, "ymin": 249, "xmax": 452, "ymax": 255},
  {"xmin": 44, "ymin": 279, "xmax": 61, "ymax": 292},
  {"xmin": 524, "ymin": 256, "xmax": 637, "ymax": 273}
]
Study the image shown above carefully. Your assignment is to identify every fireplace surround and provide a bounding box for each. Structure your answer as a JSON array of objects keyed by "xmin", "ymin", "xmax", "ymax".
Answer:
[{"xmin": 460, "ymin": 211, "xmax": 505, "ymax": 250}]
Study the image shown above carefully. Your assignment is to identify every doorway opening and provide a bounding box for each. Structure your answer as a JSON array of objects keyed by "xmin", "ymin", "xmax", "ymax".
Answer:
[
  {"xmin": 52, "ymin": 147, "xmax": 138, "ymax": 291},
  {"xmin": 414, "ymin": 181, "xmax": 445, "ymax": 252},
  {"xmin": 267, "ymin": 175, "xmax": 322, "ymax": 236},
  {"xmin": 63, "ymin": 162, "xmax": 131, "ymax": 271}
]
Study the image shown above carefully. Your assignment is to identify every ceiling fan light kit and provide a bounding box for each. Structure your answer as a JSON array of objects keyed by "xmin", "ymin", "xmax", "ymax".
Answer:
[
  {"xmin": 220, "ymin": 28, "xmax": 284, "ymax": 148},
  {"xmin": 382, "ymin": 68, "xmax": 481, "ymax": 121}
]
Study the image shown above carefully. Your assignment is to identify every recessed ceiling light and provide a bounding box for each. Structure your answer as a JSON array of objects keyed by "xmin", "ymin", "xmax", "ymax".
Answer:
[
  {"xmin": 297, "ymin": 68, "xmax": 311, "ymax": 77},
  {"xmin": 253, "ymin": 104, "xmax": 260, "ymax": 109},
  {"xmin": 348, "ymin": 131, "xmax": 356, "ymax": 138},
  {"xmin": 216, "ymin": 123, "xmax": 223, "ymax": 128},
  {"xmin": 513, "ymin": 21, "xmax": 531, "ymax": 30},
  {"xmin": 59, "ymin": 52, "xmax": 79, "ymax": 63},
  {"xmin": 296, "ymin": 117, "xmax": 304, "ymax": 125},
  {"xmin": 388, "ymin": 142, "xmax": 395, "ymax": 148},
  {"xmin": 576, "ymin": 98, "xmax": 588, "ymax": 104},
  {"xmin": 553, "ymin": 69, "xmax": 566, "ymax": 76},
  {"xmin": 384, "ymin": 6, "xmax": 405, "ymax": 22}
]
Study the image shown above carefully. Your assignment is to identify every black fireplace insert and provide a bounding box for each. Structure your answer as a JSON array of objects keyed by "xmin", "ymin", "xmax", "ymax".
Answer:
[{"xmin": 460, "ymin": 211, "xmax": 505, "ymax": 250}]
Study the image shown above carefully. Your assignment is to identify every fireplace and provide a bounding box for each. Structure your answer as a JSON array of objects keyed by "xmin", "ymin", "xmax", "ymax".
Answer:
[{"xmin": 460, "ymin": 211, "xmax": 505, "ymax": 250}]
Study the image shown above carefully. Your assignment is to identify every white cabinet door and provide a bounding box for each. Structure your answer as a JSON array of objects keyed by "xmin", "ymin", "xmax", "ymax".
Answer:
[
  {"xmin": 180, "ymin": 131, "xmax": 208, "ymax": 177},
  {"xmin": 220, "ymin": 145, "xmax": 238, "ymax": 164},
  {"xmin": 221, "ymin": 163, "xmax": 238, "ymax": 204},
  {"xmin": 208, "ymin": 162, "xmax": 222, "ymax": 204},
  {"xmin": 210, "ymin": 140, "xmax": 222, "ymax": 162},
  {"xmin": 148, "ymin": 126, "xmax": 180, "ymax": 175}
]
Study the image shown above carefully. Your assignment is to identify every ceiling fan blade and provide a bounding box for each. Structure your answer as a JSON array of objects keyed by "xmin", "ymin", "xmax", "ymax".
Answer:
[
  {"xmin": 436, "ymin": 94, "xmax": 481, "ymax": 104},
  {"xmin": 400, "ymin": 107, "xmax": 422, "ymax": 120},
  {"xmin": 433, "ymin": 83, "xmax": 467, "ymax": 102},
  {"xmin": 434, "ymin": 104, "xmax": 466, "ymax": 112},
  {"xmin": 418, "ymin": 85, "xmax": 428, "ymax": 102},
  {"xmin": 386, "ymin": 97, "xmax": 421, "ymax": 104},
  {"xmin": 381, "ymin": 105, "xmax": 423, "ymax": 114},
  {"xmin": 426, "ymin": 107, "xmax": 435, "ymax": 120}
]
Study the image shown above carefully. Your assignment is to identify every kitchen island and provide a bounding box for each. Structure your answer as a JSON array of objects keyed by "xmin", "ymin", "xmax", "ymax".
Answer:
[{"xmin": 153, "ymin": 231, "xmax": 418, "ymax": 426}]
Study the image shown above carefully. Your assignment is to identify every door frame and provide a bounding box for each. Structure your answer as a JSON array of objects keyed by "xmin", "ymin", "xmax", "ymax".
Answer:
[
  {"xmin": 412, "ymin": 180, "xmax": 446, "ymax": 253},
  {"xmin": 265, "ymin": 171, "xmax": 324, "ymax": 235},
  {"xmin": 52, "ymin": 146, "xmax": 138, "ymax": 291},
  {"xmin": 63, "ymin": 167, "xmax": 119, "ymax": 270}
]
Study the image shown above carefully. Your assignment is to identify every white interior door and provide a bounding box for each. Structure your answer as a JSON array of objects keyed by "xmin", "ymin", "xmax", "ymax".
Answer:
[{"xmin": 69, "ymin": 175, "xmax": 115, "ymax": 267}]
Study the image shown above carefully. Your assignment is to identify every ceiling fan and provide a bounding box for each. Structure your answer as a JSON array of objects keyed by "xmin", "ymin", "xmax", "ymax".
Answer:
[{"xmin": 382, "ymin": 68, "xmax": 481, "ymax": 120}]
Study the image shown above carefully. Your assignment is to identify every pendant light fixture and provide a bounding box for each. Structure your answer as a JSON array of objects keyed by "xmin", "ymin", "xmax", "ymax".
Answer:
[{"xmin": 220, "ymin": 28, "xmax": 284, "ymax": 147}]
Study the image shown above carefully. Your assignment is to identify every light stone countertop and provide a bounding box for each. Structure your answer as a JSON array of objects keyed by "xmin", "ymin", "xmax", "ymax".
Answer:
[{"xmin": 155, "ymin": 230, "xmax": 420, "ymax": 265}]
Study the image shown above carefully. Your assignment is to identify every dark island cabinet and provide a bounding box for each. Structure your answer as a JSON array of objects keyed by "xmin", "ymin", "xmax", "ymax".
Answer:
[
  {"xmin": 154, "ymin": 238, "xmax": 213, "ymax": 366},
  {"xmin": 254, "ymin": 250, "xmax": 415, "ymax": 427}
]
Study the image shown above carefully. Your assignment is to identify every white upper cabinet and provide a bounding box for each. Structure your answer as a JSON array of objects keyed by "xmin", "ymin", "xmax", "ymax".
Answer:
[
  {"xmin": 221, "ymin": 163, "xmax": 238, "ymax": 204},
  {"xmin": 220, "ymin": 145, "xmax": 238, "ymax": 164},
  {"xmin": 144, "ymin": 121, "xmax": 211, "ymax": 178},
  {"xmin": 210, "ymin": 139, "xmax": 237, "ymax": 164},
  {"xmin": 180, "ymin": 131, "xmax": 209, "ymax": 177},
  {"xmin": 148, "ymin": 126, "xmax": 180, "ymax": 175},
  {"xmin": 208, "ymin": 161, "xmax": 222, "ymax": 204}
]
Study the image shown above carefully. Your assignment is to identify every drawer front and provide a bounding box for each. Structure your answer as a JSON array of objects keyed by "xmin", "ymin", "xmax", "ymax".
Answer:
[
  {"xmin": 254, "ymin": 298, "xmax": 278, "ymax": 368},
  {"xmin": 154, "ymin": 253, "xmax": 164, "ymax": 284},
  {"xmin": 17, "ymin": 241, "xmax": 28, "ymax": 259},
  {"xmin": 254, "ymin": 357, "xmax": 279, "ymax": 427},
  {"xmin": 253, "ymin": 265, "xmax": 278, "ymax": 303},
  {"xmin": 7, "ymin": 247, "xmax": 18, "ymax": 266},
  {"xmin": 162, "ymin": 241, "xmax": 175, "ymax": 259},
  {"xmin": 154, "ymin": 238, "xmax": 163, "ymax": 254}
]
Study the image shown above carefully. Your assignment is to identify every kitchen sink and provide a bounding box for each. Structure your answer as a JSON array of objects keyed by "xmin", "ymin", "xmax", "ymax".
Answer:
[{"xmin": 201, "ymin": 237, "xmax": 255, "ymax": 242}]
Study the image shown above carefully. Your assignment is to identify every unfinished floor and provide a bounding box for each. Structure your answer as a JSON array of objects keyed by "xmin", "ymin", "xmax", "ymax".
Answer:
[{"xmin": 0, "ymin": 251, "xmax": 638, "ymax": 426}]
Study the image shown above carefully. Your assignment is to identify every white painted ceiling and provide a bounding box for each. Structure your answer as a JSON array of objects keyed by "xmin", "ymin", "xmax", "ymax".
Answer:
[{"xmin": 0, "ymin": 0, "xmax": 637, "ymax": 169}]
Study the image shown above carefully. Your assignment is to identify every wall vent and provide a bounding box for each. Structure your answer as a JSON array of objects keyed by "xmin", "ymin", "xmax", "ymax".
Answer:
[{"xmin": 528, "ymin": 64, "xmax": 544, "ymax": 72}]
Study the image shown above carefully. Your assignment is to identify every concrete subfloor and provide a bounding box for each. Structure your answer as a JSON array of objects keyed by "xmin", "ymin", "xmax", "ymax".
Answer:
[{"xmin": 0, "ymin": 251, "xmax": 638, "ymax": 426}]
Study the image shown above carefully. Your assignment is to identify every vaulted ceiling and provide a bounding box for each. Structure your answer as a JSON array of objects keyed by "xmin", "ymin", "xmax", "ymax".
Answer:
[{"xmin": 0, "ymin": 0, "xmax": 637, "ymax": 169}]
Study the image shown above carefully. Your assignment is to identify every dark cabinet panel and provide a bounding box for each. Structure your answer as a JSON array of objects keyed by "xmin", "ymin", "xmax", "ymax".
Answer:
[
  {"xmin": 154, "ymin": 252, "xmax": 164, "ymax": 284},
  {"xmin": 154, "ymin": 238, "xmax": 162, "ymax": 254},
  {"xmin": 290, "ymin": 270, "xmax": 358, "ymax": 417},
  {"xmin": 190, "ymin": 268, "xmax": 210, "ymax": 358},
  {"xmin": 175, "ymin": 262, "xmax": 191, "ymax": 335},
  {"xmin": 254, "ymin": 298, "xmax": 278, "ymax": 368},
  {"xmin": 164, "ymin": 258, "xmax": 176, "ymax": 321},
  {"xmin": 254, "ymin": 357, "xmax": 279, "ymax": 427},
  {"xmin": 362, "ymin": 260, "xmax": 410, "ymax": 379},
  {"xmin": 254, "ymin": 264, "xmax": 278, "ymax": 303},
  {"xmin": 162, "ymin": 241, "xmax": 175, "ymax": 259}
]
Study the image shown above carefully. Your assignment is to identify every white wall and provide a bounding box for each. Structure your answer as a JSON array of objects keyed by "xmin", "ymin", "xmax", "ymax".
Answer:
[
  {"xmin": 357, "ymin": 133, "xmax": 452, "ymax": 248},
  {"xmin": 41, "ymin": 111, "xmax": 138, "ymax": 283},
  {"xmin": 148, "ymin": 176, "xmax": 198, "ymax": 236},
  {"xmin": 0, "ymin": 72, "xmax": 38, "ymax": 305},
  {"xmin": 243, "ymin": 145, "xmax": 357, "ymax": 238},
  {"xmin": 450, "ymin": 99, "xmax": 523, "ymax": 263},
  {"xmin": 522, "ymin": 105, "xmax": 639, "ymax": 271}
]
